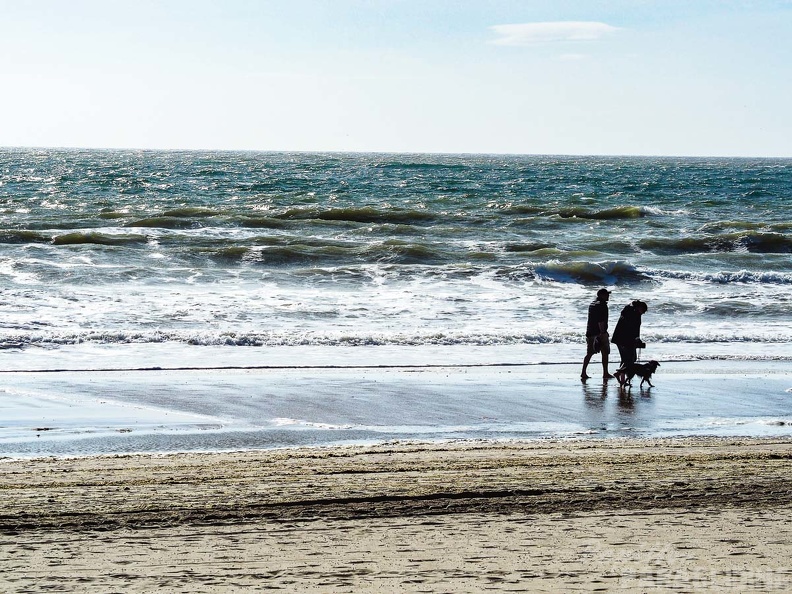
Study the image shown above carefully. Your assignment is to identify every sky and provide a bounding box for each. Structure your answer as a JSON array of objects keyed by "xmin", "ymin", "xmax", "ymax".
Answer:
[{"xmin": 1, "ymin": 0, "xmax": 791, "ymax": 156}]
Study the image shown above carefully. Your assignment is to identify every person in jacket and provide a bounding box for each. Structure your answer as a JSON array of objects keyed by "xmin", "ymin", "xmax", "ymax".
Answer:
[{"xmin": 612, "ymin": 300, "xmax": 648, "ymax": 385}]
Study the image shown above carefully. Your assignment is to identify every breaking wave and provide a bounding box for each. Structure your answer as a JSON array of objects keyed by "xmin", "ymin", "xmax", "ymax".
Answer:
[
  {"xmin": 534, "ymin": 260, "xmax": 649, "ymax": 283},
  {"xmin": 2, "ymin": 329, "xmax": 790, "ymax": 349},
  {"xmin": 0, "ymin": 230, "xmax": 51, "ymax": 244},
  {"xmin": 208, "ymin": 239, "xmax": 451, "ymax": 266},
  {"xmin": 127, "ymin": 216, "xmax": 205, "ymax": 229},
  {"xmin": 648, "ymin": 269, "xmax": 792, "ymax": 284},
  {"xmin": 640, "ymin": 232, "xmax": 792, "ymax": 254},
  {"xmin": 551, "ymin": 205, "xmax": 673, "ymax": 220},
  {"xmin": 275, "ymin": 206, "xmax": 437, "ymax": 225},
  {"xmin": 51, "ymin": 232, "xmax": 149, "ymax": 246}
]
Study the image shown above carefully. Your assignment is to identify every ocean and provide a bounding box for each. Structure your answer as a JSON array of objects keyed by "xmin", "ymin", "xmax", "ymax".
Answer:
[
  {"xmin": 1, "ymin": 149, "xmax": 791, "ymax": 456},
  {"xmin": 2, "ymin": 149, "xmax": 791, "ymax": 352}
]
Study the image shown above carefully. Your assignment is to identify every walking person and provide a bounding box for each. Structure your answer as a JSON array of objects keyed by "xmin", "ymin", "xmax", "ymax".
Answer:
[
  {"xmin": 612, "ymin": 300, "xmax": 648, "ymax": 385},
  {"xmin": 581, "ymin": 288, "xmax": 614, "ymax": 381}
]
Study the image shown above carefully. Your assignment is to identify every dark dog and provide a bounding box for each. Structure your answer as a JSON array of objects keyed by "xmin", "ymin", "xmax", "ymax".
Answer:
[{"xmin": 619, "ymin": 360, "xmax": 660, "ymax": 388}]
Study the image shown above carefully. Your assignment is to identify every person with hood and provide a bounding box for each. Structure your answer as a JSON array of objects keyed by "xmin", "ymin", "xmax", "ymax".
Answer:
[{"xmin": 612, "ymin": 299, "xmax": 648, "ymax": 385}]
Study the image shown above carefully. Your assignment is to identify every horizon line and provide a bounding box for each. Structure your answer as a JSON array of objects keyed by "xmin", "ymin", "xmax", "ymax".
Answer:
[{"xmin": 2, "ymin": 145, "xmax": 791, "ymax": 160}]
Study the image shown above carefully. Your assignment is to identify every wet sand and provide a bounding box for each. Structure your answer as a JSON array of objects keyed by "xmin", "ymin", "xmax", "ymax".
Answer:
[
  {"xmin": 2, "ymin": 437, "xmax": 792, "ymax": 592},
  {"xmin": 3, "ymin": 358, "xmax": 792, "ymax": 457}
]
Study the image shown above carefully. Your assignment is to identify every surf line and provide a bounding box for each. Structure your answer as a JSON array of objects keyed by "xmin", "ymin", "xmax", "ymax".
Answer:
[{"xmin": 0, "ymin": 362, "xmax": 577, "ymax": 374}]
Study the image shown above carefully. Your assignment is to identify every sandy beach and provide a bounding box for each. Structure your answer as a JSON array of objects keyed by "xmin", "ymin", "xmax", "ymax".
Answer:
[{"xmin": 2, "ymin": 437, "xmax": 792, "ymax": 592}]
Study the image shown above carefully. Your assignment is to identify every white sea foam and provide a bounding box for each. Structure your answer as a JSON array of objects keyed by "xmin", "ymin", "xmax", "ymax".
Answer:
[
  {"xmin": 271, "ymin": 418, "xmax": 352, "ymax": 430},
  {"xmin": 641, "ymin": 205, "xmax": 691, "ymax": 216},
  {"xmin": 648, "ymin": 268, "xmax": 792, "ymax": 284},
  {"xmin": 2, "ymin": 329, "xmax": 791, "ymax": 348}
]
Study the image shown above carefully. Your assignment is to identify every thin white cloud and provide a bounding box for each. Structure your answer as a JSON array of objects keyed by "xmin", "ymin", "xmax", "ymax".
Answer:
[
  {"xmin": 490, "ymin": 21, "xmax": 620, "ymax": 46},
  {"xmin": 558, "ymin": 53, "xmax": 590, "ymax": 61}
]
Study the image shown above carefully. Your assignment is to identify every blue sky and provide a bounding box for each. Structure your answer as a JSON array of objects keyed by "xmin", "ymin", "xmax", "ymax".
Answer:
[{"xmin": 1, "ymin": 0, "xmax": 790, "ymax": 156}]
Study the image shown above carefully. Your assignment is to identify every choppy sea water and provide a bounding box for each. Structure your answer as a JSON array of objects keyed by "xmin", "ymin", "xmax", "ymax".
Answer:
[
  {"xmin": 1, "ymin": 149, "xmax": 790, "ymax": 456},
  {"xmin": 1, "ymin": 149, "xmax": 790, "ymax": 352}
]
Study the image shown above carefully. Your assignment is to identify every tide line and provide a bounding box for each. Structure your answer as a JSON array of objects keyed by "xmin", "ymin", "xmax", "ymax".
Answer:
[{"xmin": 0, "ymin": 362, "xmax": 581, "ymax": 374}]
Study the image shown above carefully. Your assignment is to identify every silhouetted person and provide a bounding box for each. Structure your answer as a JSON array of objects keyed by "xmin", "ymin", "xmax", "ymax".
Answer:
[
  {"xmin": 581, "ymin": 288, "xmax": 614, "ymax": 381},
  {"xmin": 612, "ymin": 300, "xmax": 648, "ymax": 385}
]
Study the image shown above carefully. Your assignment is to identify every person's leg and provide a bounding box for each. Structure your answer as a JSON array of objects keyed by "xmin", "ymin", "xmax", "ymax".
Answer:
[
  {"xmin": 600, "ymin": 335, "xmax": 613, "ymax": 379},
  {"xmin": 601, "ymin": 354, "xmax": 614, "ymax": 379},
  {"xmin": 615, "ymin": 344, "xmax": 629, "ymax": 384},
  {"xmin": 616, "ymin": 344, "xmax": 637, "ymax": 385},
  {"xmin": 582, "ymin": 336, "xmax": 595, "ymax": 379},
  {"xmin": 581, "ymin": 354, "xmax": 592, "ymax": 379}
]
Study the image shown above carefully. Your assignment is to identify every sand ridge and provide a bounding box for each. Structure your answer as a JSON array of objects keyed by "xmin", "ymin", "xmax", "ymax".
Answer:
[{"xmin": 2, "ymin": 437, "xmax": 792, "ymax": 531}]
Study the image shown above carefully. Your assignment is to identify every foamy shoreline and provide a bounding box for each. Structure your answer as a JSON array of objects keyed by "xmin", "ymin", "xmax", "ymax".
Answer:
[{"xmin": 2, "ymin": 437, "xmax": 792, "ymax": 591}]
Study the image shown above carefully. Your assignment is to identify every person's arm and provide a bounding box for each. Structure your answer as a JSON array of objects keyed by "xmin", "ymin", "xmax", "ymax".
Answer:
[{"xmin": 597, "ymin": 303, "xmax": 608, "ymax": 334}]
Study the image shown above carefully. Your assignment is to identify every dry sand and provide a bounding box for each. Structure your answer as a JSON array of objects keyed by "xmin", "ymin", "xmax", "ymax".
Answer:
[{"xmin": 2, "ymin": 437, "xmax": 792, "ymax": 592}]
